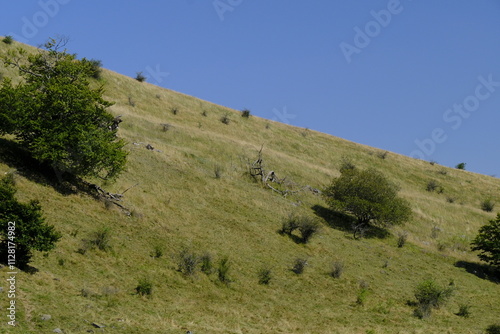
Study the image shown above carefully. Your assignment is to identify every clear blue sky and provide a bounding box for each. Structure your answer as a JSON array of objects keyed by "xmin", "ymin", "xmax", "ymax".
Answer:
[{"xmin": 2, "ymin": 1, "xmax": 500, "ymax": 176}]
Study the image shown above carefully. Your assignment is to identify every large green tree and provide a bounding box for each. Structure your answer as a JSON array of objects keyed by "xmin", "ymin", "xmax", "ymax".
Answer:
[
  {"xmin": 323, "ymin": 167, "xmax": 412, "ymax": 238},
  {"xmin": 0, "ymin": 38, "xmax": 127, "ymax": 181},
  {"xmin": 0, "ymin": 174, "xmax": 61, "ymax": 268},
  {"xmin": 471, "ymin": 214, "xmax": 500, "ymax": 267}
]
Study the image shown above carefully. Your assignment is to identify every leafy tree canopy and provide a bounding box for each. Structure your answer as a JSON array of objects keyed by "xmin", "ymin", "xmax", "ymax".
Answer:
[
  {"xmin": 323, "ymin": 167, "xmax": 412, "ymax": 238},
  {"xmin": 0, "ymin": 37, "xmax": 126, "ymax": 181},
  {"xmin": 471, "ymin": 214, "xmax": 500, "ymax": 267}
]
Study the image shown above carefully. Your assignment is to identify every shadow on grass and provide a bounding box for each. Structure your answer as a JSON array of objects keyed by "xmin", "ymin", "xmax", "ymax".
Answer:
[
  {"xmin": 311, "ymin": 204, "xmax": 390, "ymax": 239},
  {"xmin": 455, "ymin": 261, "xmax": 499, "ymax": 284},
  {"xmin": 0, "ymin": 137, "xmax": 78, "ymax": 195}
]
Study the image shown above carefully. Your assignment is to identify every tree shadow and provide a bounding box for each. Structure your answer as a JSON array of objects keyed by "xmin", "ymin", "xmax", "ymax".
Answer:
[
  {"xmin": 455, "ymin": 261, "xmax": 499, "ymax": 284},
  {"xmin": 0, "ymin": 137, "xmax": 78, "ymax": 195},
  {"xmin": 311, "ymin": 204, "xmax": 390, "ymax": 239}
]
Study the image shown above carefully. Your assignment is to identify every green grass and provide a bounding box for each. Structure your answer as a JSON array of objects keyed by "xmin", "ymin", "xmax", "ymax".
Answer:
[{"xmin": 1, "ymin": 39, "xmax": 499, "ymax": 334}]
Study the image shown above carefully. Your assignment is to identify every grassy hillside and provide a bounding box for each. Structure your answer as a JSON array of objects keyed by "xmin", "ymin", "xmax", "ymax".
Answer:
[{"xmin": 1, "ymin": 39, "xmax": 499, "ymax": 334}]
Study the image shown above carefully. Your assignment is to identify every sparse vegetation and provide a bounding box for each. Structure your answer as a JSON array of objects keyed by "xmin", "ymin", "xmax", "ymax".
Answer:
[
  {"xmin": 220, "ymin": 113, "xmax": 230, "ymax": 125},
  {"xmin": 397, "ymin": 231, "xmax": 408, "ymax": 248},
  {"xmin": 135, "ymin": 278, "xmax": 153, "ymax": 296},
  {"xmin": 177, "ymin": 248, "xmax": 200, "ymax": 276},
  {"xmin": 135, "ymin": 71, "xmax": 146, "ymax": 82},
  {"xmin": 200, "ymin": 253, "xmax": 213, "ymax": 275},
  {"xmin": 257, "ymin": 267, "xmax": 272, "ymax": 285},
  {"xmin": 217, "ymin": 256, "xmax": 232, "ymax": 284},
  {"xmin": 456, "ymin": 303, "xmax": 471, "ymax": 318},
  {"xmin": 330, "ymin": 261, "xmax": 344, "ymax": 278},
  {"xmin": 291, "ymin": 258, "xmax": 308, "ymax": 274},
  {"xmin": 481, "ymin": 198, "xmax": 495, "ymax": 212},
  {"xmin": 2, "ymin": 35, "xmax": 14, "ymax": 44},
  {"xmin": 241, "ymin": 109, "xmax": 251, "ymax": 118},
  {"xmin": 170, "ymin": 107, "xmax": 179, "ymax": 115},
  {"xmin": 413, "ymin": 279, "xmax": 454, "ymax": 319},
  {"xmin": 279, "ymin": 213, "xmax": 320, "ymax": 243}
]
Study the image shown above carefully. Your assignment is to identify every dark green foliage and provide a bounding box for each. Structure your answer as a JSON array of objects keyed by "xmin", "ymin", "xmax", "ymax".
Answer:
[
  {"xmin": 0, "ymin": 38, "xmax": 127, "ymax": 181},
  {"xmin": 323, "ymin": 168, "xmax": 412, "ymax": 238},
  {"xmin": 217, "ymin": 256, "xmax": 232, "ymax": 284},
  {"xmin": 0, "ymin": 175, "xmax": 61, "ymax": 268},
  {"xmin": 241, "ymin": 109, "xmax": 251, "ymax": 118},
  {"xmin": 2, "ymin": 35, "xmax": 14, "ymax": 44},
  {"xmin": 471, "ymin": 214, "xmax": 500, "ymax": 267},
  {"xmin": 456, "ymin": 303, "xmax": 471, "ymax": 318},
  {"xmin": 413, "ymin": 279, "xmax": 454, "ymax": 318},
  {"xmin": 177, "ymin": 248, "xmax": 200, "ymax": 276},
  {"xmin": 135, "ymin": 71, "xmax": 146, "ymax": 82},
  {"xmin": 200, "ymin": 253, "xmax": 213, "ymax": 275},
  {"xmin": 292, "ymin": 258, "xmax": 308, "ymax": 274},
  {"xmin": 397, "ymin": 231, "xmax": 408, "ymax": 248},
  {"xmin": 426, "ymin": 180, "xmax": 440, "ymax": 192},
  {"xmin": 150, "ymin": 245, "xmax": 163, "ymax": 258},
  {"xmin": 220, "ymin": 113, "xmax": 230, "ymax": 125},
  {"xmin": 257, "ymin": 267, "xmax": 272, "ymax": 285},
  {"xmin": 456, "ymin": 162, "xmax": 466, "ymax": 170},
  {"xmin": 481, "ymin": 198, "xmax": 495, "ymax": 212},
  {"xmin": 330, "ymin": 261, "xmax": 344, "ymax": 278},
  {"xmin": 135, "ymin": 278, "xmax": 153, "ymax": 296},
  {"xmin": 85, "ymin": 58, "xmax": 102, "ymax": 79},
  {"xmin": 279, "ymin": 213, "xmax": 320, "ymax": 243},
  {"xmin": 486, "ymin": 324, "xmax": 500, "ymax": 334}
]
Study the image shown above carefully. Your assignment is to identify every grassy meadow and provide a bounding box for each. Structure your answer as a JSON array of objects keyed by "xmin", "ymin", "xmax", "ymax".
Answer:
[{"xmin": 0, "ymin": 39, "xmax": 499, "ymax": 334}]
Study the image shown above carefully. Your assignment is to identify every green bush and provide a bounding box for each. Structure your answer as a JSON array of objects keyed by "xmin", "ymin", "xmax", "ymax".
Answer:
[
  {"xmin": 200, "ymin": 253, "xmax": 213, "ymax": 275},
  {"xmin": 135, "ymin": 72, "xmax": 146, "ymax": 82},
  {"xmin": 456, "ymin": 303, "xmax": 471, "ymax": 318},
  {"xmin": 170, "ymin": 107, "xmax": 179, "ymax": 115},
  {"xmin": 455, "ymin": 162, "xmax": 466, "ymax": 170},
  {"xmin": 486, "ymin": 324, "xmax": 500, "ymax": 334},
  {"xmin": 86, "ymin": 58, "xmax": 102, "ymax": 79},
  {"xmin": 292, "ymin": 258, "xmax": 308, "ymax": 274},
  {"xmin": 220, "ymin": 113, "xmax": 230, "ymax": 125},
  {"xmin": 413, "ymin": 279, "xmax": 454, "ymax": 318},
  {"xmin": 177, "ymin": 248, "xmax": 199, "ymax": 276},
  {"xmin": 0, "ymin": 175, "xmax": 61, "ymax": 268},
  {"xmin": 150, "ymin": 245, "xmax": 164, "ymax": 258},
  {"xmin": 2, "ymin": 35, "xmax": 14, "ymax": 44},
  {"xmin": 330, "ymin": 261, "xmax": 344, "ymax": 278},
  {"xmin": 397, "ymin": 231, "xmax": 408, "ymax": 248},
  {"xmin": 280, "ymin": 213, "xmax": 320, "ymax": 243},
  {"xmin": 135, "ymin": 279, "xmax": 153, "ymax": 296},
  {"xmin": 257, "ymin": 267, "xmax": 272, "ymax": 285},
  {"xmin": 217, "ymin": 256, "xmax": 232, "ymax": 284},
  {"xmin": 241, "ymin": 109, "xmax": 251, "ymax": 118},
  {"xmin": 481, "ymin": 198, "xmax": 495, "ymax": 212},
  {"xmin": 356, "ymin": 288, "xmax": 369, "ymax": 306}
]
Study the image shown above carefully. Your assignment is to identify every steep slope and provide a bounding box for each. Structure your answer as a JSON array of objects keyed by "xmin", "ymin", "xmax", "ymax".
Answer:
[{"xmin": 1, "ymin": 40, "xmax": 499, "ymax": 334}]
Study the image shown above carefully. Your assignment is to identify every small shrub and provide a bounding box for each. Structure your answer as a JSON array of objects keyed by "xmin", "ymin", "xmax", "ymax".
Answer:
[
  {"xmin": 128, "ymin": 96, "xmax": 136, "ymax": 107},
  {"xmin": 200, "ymin": 253, "xmax": 213, "ymax": 275},
  {"xmin": 79, "ymin": 228, "xmax": 112, "ymax": 254},
  {"xmin": 456, "ymin": 303, "xmax": 471, "ymax": 318},
  {"xmin": 257, "ymin": 267, "xmax": 272, "ymax": 285},
  {"xmin": 2, "ymin": 35, "xmax": 14, "ymax": 44},
  {"xmin": 177, "ymin": 249, "xmax": 199, "ymax": 276},
  {"xmin": 214, "ymin": 164, "xmax": 223, "ymax": 179},
  {"xmin": 429, "ymin": 160, "xmax": 437, "ymax": 165},
  {"xmin": 280, "ymin": 213, "xmax": 320, "ymax": 243},
  {"xmin": 155, "ymin": 94, "xmax": 161, "ymax": 99},
  {"xmin": 217, "ymin": 256, "xmax": 232, "ymax": 284},
  {"xmin": 292, "ymin": 258, "xmax": 308, "ymax": 274},
  {"xmin": 220, "ymin": 113, "xmax": 230, "ymax": 125},
  {"xmin": 481, "ymin": 198, "xmax": 495, "ymax": 212},
  {"xmin": 377, "ymin": 151, "xmax": 388, "ymax": 160},
  {"xmin": 339, "ymin": 156, "xmax": 356, "ymax": 173},
  {"xmin": 356, "ymin": 288, "xmax": 369, "ymax": 306},
  {"xmin": 456, "ymin": 162, "xmax": 466, "ymax": 170},
  {"xmin": 241, "ymin": 109, "xmax": 251, "ymax": 118},
  {"xmin": 135, "ymin": 279, "xmax": 153, "ymax": 296},
  {"xmin": 486, "ymin": 324, "xmax": 500, "ymax": 334},
  {"xmin": 58, "ymin": 258, "xmax": 65, "ymax": 266},
  {"xmin": 413, "ymin": 279, "xmax": 454, "ymax": 318},
  {"xmin": 161, "ymin": 123, "xmax": 171, "ymax": 132},
  {"xmin": 431, "ymin": 226, "xmax": 441, "ymax": 239},
  {"xmin": 201, "ymin": 110, "xmax": 208, "ymax": 117},
  {"xmin": 265, "ymin": 123, "xmax": 270, "ymax": 129},
  {"xmin": 150, "ymin": 245, "xmax": 163, "ymax": 258},
  {"xmin": 446, "ymin": 196, "xmax": 456, "ymax": 203},
  {"xmin": 87, "ymin": 59, "xmax": 102, "ymax": 79},
  {"xmin": 330, "ymin": 261, "xmax": 344, "ymax": 278},
  {"xmin": 135, "ymin": 72, "xmax": 146, "ymax": 82},
  {"xmin": 170, "ymin": 107, "xmax": 179, "ymax": 115},
  {"xmin": 437, "ymin": 241, "xmax": 447, "ymax": 252},
  {"xmin": 437, "ymin": 169, "xmax": 448, "ymax": 175},
  {"xmin": 397, "ymin": 231, "xmax": 408, "ymax": 248},
  {"xmin": 426, "ymin": 180, "xmax": 441, "ymax": 192}
]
